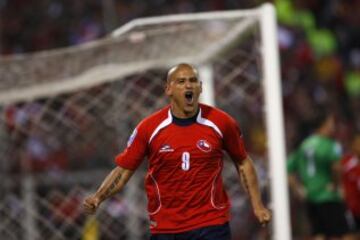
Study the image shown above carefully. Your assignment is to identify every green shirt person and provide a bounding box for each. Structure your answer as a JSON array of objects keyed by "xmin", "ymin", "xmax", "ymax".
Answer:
[
  {"xmin": 287, "ymin": 111, "xmax": 351, "ymax": 239},
  {"xmin": 288, "ymin": 134, "xmax": 342, "ymax": 203}
]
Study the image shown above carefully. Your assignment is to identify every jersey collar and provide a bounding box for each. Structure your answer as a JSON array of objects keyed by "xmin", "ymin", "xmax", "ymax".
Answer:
[{"xmin": 171, "ymin": 107, "xmax": 200, "ymax": 126}]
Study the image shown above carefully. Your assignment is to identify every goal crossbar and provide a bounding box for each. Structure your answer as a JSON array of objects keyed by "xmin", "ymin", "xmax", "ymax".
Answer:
[
  {"xmin": 0, "ymin": 13, "xmax": 257, "ymax": 105},
  {"xmin": 112, "ymin": 9, "xmax": 260, "ymax": 37}
]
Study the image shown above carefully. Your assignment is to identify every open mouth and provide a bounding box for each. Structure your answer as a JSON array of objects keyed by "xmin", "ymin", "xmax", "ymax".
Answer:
[{"xmin": 184, "ymin": 91, "xmax": 194, "ymax": 104}]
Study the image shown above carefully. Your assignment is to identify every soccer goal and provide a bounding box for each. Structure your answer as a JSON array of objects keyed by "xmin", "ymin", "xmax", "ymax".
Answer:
[{"xmin": 0, "ymin": 3, "xmax": 290, "ymax": 240}]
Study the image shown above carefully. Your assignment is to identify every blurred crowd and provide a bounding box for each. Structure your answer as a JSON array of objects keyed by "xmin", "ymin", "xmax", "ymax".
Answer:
[
  {"xmin": 1, "ymin": 0, "xmax": 359, "ymax": 150},
  {"xmin": 0, "ymin": 0, "xmax": 259, "ymax": 54},
  {"xmin": 277, "ymin": 0, "xmax": 360, "ymax": 151},
  {"xmin": 1, "ymin": 0, "xmax": 360, "ymax": 239}
]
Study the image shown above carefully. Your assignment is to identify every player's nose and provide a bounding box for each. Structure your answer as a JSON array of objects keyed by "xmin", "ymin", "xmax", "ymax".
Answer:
[{"xmin": 184, "ymin": 80, "xmax": 192, "ymax": 88}]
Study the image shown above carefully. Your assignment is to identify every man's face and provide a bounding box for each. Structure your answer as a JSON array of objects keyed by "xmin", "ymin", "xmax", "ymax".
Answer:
[
  {"xmin": 165, "ymin": 66, "xmax": 202, "ymax": 116},
  {"xmin": 325, "ymin": 115, "xmax": 336, "ymax": 136}
]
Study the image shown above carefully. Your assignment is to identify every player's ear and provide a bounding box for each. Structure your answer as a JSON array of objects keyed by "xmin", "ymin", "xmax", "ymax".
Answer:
[
  {"xmin": 165, "ymin": 82, "xmax": 172, "ymax": 96},
  {"xmin": 200, "ymin": 81, "xmax": 202, "ymax": 94}
]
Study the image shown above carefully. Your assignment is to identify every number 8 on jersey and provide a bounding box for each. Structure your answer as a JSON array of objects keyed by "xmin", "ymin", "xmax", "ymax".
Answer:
[{"xmin": 181, "ymin": 152, "xmax": 190, "ymax": 171}]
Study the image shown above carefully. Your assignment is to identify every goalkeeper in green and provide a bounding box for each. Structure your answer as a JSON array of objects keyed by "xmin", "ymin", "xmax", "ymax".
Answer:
[{"xmin": 287, "ymin": 110, "xmax": 353, "ymax": 240}]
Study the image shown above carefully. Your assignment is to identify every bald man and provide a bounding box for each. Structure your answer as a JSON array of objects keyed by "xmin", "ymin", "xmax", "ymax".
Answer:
[{"xmin": 83, "ymin": 63, "xmax": 270, "ymax": 240}]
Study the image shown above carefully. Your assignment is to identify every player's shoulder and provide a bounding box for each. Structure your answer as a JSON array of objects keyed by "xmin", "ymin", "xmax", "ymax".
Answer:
[
  {"xmin": 137, "ymin": 105, "xmax": 171, "ymax": 130},
  {"xmin": 200, "ymin": 104, "xmax": 240, "ymax": 135},
  {"xmin": 317, "ymin": 135, "xmax": 341, "ymax": 150},
  {"xmin": 199, "ymin": 103, "xmax": 236, "ymax": 123}
]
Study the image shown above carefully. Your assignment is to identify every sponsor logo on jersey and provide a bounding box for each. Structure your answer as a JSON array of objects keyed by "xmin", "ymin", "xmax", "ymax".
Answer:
[
  {"xmin": 197, "ymin": 139, "xmax": 212, "ymax": 152},
  {"xmin": 127, "ymin": 128, "xmax": 137, "ymax": 147},
  {"xmin": 159, "ymin": 144, "xmax": 174, "ymax": 153}
]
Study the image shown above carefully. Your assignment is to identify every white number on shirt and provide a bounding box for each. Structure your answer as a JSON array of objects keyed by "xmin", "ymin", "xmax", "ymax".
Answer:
[
  {"xmin": 181, "ymin": 152, "xmax": 190, "ymax": 171},
  {"xmin": 305, "ymin": 148, "xmax": 316, "ymax": 177}
]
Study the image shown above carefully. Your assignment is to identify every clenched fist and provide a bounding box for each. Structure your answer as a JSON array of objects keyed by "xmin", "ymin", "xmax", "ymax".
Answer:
[
  {"xmin": 83, "ymin": 195, "xmax": 102, "ymax": 214},
  {"xmin": 254, "ymin": 205, "xmax": 272, "ymax": 226}
]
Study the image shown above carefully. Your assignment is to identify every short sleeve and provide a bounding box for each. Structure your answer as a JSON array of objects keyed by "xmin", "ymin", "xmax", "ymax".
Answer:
[
  {"xmin": 115, "ymin": 122, "xmax": 148, "ymax": 170},
  {"xmin": 223, "ymin": 116, "xmax": 247, "ymax": 163},
  {"xmin": 329, "ymin": 141, "xmax": 342, "ymax": 163}
]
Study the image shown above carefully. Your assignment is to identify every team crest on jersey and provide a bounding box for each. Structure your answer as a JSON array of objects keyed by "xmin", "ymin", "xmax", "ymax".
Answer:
[
  {"xmin": 197, "ymin": 140, "xmax": 212, "ymax": 152},
  {"xmin": 159, "ymin": 144, "xmax": 174, "ymax": 153},
  {"xmin": 127, "ymin": 128, "xmax": 137, "ymax": 147}
]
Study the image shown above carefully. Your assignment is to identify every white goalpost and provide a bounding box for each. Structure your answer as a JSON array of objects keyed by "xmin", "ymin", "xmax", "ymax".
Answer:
[
  {"xmin": 0, "ymin": 3, "xmax": 291, "ymax": 240},
  {"xmin": 259, "ymin": 4, "xmax": 291, "ymax": 240}
]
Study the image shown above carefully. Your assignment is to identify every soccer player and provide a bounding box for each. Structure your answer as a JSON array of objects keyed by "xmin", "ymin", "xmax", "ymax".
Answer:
[
  {"xmin": 341, "ymin": 133, "xmax": 360, "ymax": 237},
  {"xmin": 287, "ymin": 111, "xmax": 352, "ymax": 240},
  {"xmin": 83, "ymin": 63, "xmax": 271, "ymax": 239}
]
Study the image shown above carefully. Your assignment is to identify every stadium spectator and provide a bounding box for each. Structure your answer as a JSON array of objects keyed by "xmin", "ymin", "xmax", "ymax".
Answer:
[{"xmin": 83, "ymin": 63, "xmax": 271, "ymax": 239}]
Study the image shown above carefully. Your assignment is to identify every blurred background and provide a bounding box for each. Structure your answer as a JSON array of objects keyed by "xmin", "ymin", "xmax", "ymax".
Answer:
[{"xmin": 0, "ymin": 0, "xmax": 359, "ymax": 239}]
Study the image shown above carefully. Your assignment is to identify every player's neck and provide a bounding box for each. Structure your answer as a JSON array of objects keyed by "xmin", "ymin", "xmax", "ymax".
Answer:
[
  {"xmin": 315, "ymin": 128, "xmax": 331, "ymax": 138},
  {"xmin": 170, "ymin": 104, "xmax": 199, "ymax": 119}
]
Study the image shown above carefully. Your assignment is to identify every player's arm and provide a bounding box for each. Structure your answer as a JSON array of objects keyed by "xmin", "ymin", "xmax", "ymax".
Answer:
[
  {"xmin": 83, "ymin": 121, "xmax": 147, "ymax": 214},
  {"xmin": 329, "ymin": 161, "xmax": 341, "ymax": 191},
  {"xmin": 288, "ymin": 174, "xmax": 306, "ymax": 200},
  {"xmin": 222, "ymin": 114, "xmax": 271, "ymax": 225},
  {"xmin": 83, "ymin": 166, "xmax": 134, "ymax": 214},
  {"xmin": 287, "ymin": 151, "xmax": 306, "ymax": 200},
  {"xmin": 236, "ymin": 155, "xmax": 271, "ymax": 225},
  {"xmin": 329, "ymin": 142, "xmax": 343, "ymax": 193}
]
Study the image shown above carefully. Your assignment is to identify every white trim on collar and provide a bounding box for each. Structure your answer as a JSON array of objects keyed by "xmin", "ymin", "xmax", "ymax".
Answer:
[
  {"xmin": 149, "ymin": 109, "xmax": 172, "ymax": 143},
  {"xmin": 196, "ymin": 108, "xmax": 223, "ymax": 138}
]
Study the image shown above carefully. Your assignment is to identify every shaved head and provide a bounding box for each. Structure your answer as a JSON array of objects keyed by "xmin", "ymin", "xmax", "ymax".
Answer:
[
  {"xmin": 165, "ymin": 63, "xmax": 202, "ymax": 118},
  {"xmin": 166, "ymin": 63, "xmax": 198, "ymax": 83}
]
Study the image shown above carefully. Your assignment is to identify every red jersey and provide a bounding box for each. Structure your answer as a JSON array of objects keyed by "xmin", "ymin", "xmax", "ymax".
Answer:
[
  {"xmin": 341, "ymin": 154, "xmax": 360, "ymax": 217},
  {"xmin": 115, "ymin": 104, "xmax": 247, "ymax": 233}
]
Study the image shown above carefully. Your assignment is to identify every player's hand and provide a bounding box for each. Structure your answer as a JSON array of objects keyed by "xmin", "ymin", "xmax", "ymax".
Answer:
[
  {"xmin": 254, "ymin": 205, "xmax": 271, "ymax": 226},
  {"xmin": 83, "ymin": 194, "xmax": 102, "ymax": 214},
  {"xmin": 294, "ymin": 186, "xmax": 307, "ymax": 201}
]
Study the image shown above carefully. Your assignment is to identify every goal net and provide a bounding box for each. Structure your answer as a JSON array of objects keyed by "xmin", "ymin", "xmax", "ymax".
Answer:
[{"xmin": 0, "ymin": 4, "xmax": 289, "ymax": 240}]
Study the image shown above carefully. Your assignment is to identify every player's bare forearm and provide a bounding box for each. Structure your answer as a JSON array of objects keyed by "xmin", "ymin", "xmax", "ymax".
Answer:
[
  {"xmin": 237, "ymin": 156, "xmax": 271, "ymax": 225},
  {"xmin": 288, "ymin": 174, "xmax": 306, "ymax": 200},
  {"xmin": 237, "ymin": 156, "xmax": 263, "ymax": 208},
  {"xmin": 95, "ymin": 166, "xmax": 134, "ymax": 202},
  {"xmin": 83, "ymin": 166, "xmax": 134, "ymax": 214},
  {"xmin": 331, "ymin": 161, "xmax": 342, "ymax": 189}
]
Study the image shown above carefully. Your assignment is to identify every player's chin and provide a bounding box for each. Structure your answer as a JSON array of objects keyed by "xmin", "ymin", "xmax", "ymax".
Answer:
[{"xmin": 183, "ymin": 103, "xmax": 195, "ymax": 112}]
